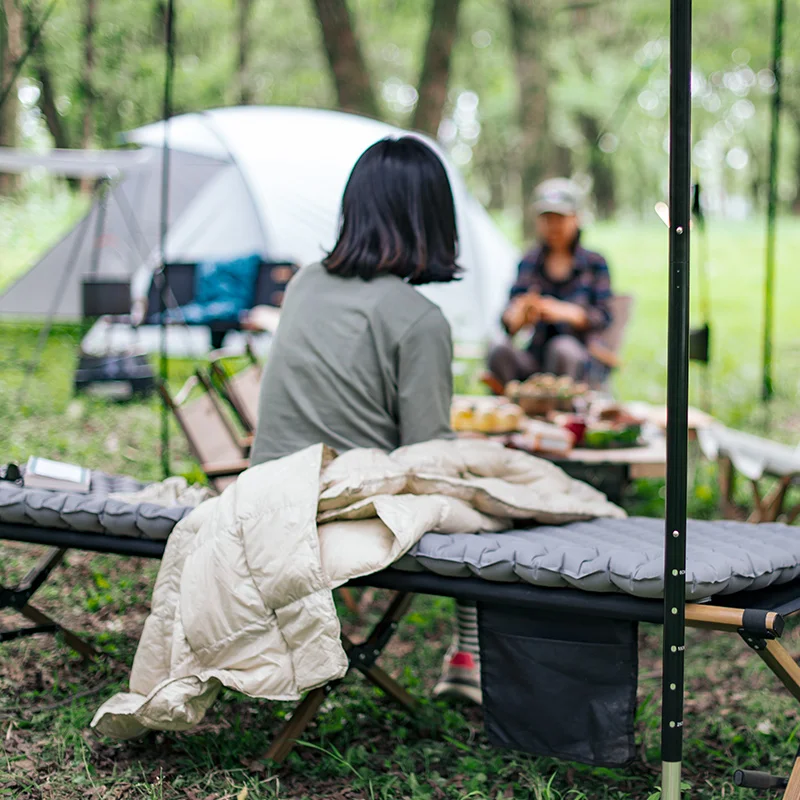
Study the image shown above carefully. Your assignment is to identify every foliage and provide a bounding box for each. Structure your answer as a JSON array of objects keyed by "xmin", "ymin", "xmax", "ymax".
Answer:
[{"xmin": 2, "ymin": 0, "xmax": 799, "ymax": 229}]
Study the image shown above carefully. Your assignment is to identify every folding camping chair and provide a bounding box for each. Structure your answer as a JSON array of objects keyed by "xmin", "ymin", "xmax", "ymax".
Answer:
[
  {"xmin": 208, "ymin": 348, "xmax": 263, "ymax": 435},
  {"xmin": 586, "ymin": 294, "xmax": 634, "ymax": 388},
  {"xmin": 158, "ymin": 373, "xmax": 250, "ymax": 493},
  {"xmin": 698, "ymin": 425, "xmax": 800, "ymax": 524},
  {"xmin": 162, "ymin": 372, "xmax": 361, "ymax": 615},
  {"xmin": 144, "ymin": 261, "xmax": 296, "ymax": 350}
]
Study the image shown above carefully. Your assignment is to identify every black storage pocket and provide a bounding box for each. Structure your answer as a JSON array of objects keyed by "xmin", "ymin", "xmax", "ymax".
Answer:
[{"xmin": 478, "ymin": 602, "xmax": 638, "ymax": 767}]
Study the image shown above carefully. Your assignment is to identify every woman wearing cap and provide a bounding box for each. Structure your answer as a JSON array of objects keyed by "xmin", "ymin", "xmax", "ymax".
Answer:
[{"xmin": 487, "ymin": 178, "xmax": 614, "ymax": 387}]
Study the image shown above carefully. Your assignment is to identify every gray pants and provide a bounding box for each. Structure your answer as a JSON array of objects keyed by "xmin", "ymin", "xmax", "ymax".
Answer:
[{"xmin": 488, "ymin": 336, "xmax": 588, "ymax": 384}]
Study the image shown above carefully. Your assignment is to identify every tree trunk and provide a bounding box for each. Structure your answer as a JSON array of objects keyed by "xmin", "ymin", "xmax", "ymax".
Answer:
[
  {"xmin": 309, "ymin": 0, "xmax": 379, "ymax": 118},
  {"xmin": 507, "ymin": 0, "xmax": 552, "ymax": 238},
  {"xmin": 578, "ymin": 113, "xmax": 616, "ymax": 218},
  {"xmin": 23, "ymin": 1, "xmax": 71, "ymax": 150},
  {"xmin": 237, "ymin": 0, "xmax": 254, "ymax": 104},
  {"xmin": 412, "ymin": 0, "xmax": 462, "ymax": 136},
  {"xmin": 34, "ymin": 59, "xmax": 69, "ymax": 148},
  {"xmin": 80, "ymin": 0, "xmax": 96, "ymax": 192},
  {"xmin": 0, "ymin": 0, "xmax": 22, "ymax": 195}
]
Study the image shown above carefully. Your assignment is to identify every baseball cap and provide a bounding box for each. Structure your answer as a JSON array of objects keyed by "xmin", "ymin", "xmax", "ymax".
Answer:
[{"xmin": 532, "ymin": 178, "xmax": 583, "ymax": 216}]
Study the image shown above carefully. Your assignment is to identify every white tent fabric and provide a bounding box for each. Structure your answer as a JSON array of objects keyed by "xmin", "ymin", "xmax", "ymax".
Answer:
[
  {"xmin": 2, "ymin": 106, "xmax": 520, "ymax": 343},
  {"xmin": 127, "ymin": 107, "xmax": 519, "ymax": 343},
  {"xmin": 0, "ymin": 149, "xmax": 227, "ymax": 319}
]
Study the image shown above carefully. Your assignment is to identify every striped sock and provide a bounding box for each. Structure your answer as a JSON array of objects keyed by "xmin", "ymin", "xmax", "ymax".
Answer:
[{"xmin": 454, "ymin": 601, "xmax": 480, "ymax": 663}]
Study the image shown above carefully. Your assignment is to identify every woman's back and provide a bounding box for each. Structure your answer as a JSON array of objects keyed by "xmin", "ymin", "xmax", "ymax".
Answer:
[{"xmin": 250, "ymin": 262, "xmax": 453, "ymax": 464}]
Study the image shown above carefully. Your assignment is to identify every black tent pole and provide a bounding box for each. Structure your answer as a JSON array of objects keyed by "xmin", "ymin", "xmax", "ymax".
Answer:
[
  {"xmin": 762, "ymin": 0, "xmax": 785, "ymax": 403},
  {"xmin": 662, "ymin": 0, "xmax": 691, "ymax": 797},
  {"xmin": 157, "ymin": 0, "xmax": 176, "ymax": 479}
]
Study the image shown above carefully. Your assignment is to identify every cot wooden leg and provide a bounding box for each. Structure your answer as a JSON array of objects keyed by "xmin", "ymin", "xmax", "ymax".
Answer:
[
  {"xmin": 264, "ymin": 686, "xmax": 329, "ymax": 763},
  {"xmin": 337, "ymin": 588, "xmax": 360, "ymax": 616},
  {"xmin": 359, "ymin": 661, "xmax": 418, "ymax": 710},
  {"xmin": 20, "ymin": 604, "xmax": 97, "ymax": 662},
  {"xmin": 759, "ymin": 477, "xmax": 792, "ymax": 523},
  {"xmin": 0, "ymin": 547, "xmax": 97, "ymax": 661},
  {"xmin": 733, "ymin": 623, "xmax": 800, "ymax": 792},
  {"xmin": 755, "ymin": 639, "xmax": 800, "ymax": 705},
  {"xmin": 784, "ymin": 753, "xmax": 800, "ymax": 800},
  {"xmin": 263, "ymin": 591, "xmax": 416, "ymax": 763}
]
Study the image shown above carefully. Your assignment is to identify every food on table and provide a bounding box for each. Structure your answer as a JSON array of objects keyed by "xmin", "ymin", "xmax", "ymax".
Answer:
[
  {"xmin": 582, "ymin": 422, "xmax": 642, "ymax": 449},
  {"xmin": 504, "ymin": 373, "xmax": 589, "ymax": 416},
  {"xmin": 450, "ymin": 398, "xmax": 524, "ymax": 434},
  {"xmin": 507, "ymin": 420, "xmax": 574, "ymax": 456},
  {"xmin": 560, "ymin": 416, "xmax": 587, "ymax": 447}
]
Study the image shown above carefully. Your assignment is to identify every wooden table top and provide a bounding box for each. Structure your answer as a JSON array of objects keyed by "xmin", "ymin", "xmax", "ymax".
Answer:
[{"xmin": 557, "ymin": 438, "xmax": 668, "ymax": 480}]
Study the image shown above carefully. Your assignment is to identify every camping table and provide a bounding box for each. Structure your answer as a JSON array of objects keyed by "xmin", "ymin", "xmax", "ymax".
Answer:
[
  {"xmin": 453, "ymin": 396, "xmax": 714, "ymax": 506},
  {"xmin": 549, "ymin": 405, "xmax": 715, "ymax": 505},
  {"xmin": 548, "ymin": 439, "xmax": 668, "ymax": 505}
]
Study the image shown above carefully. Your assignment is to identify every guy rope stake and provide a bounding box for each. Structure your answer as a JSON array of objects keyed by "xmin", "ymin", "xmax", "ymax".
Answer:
[{"xmin": 662, "ymin": 0, "xmax": 692, "ymax": 798}]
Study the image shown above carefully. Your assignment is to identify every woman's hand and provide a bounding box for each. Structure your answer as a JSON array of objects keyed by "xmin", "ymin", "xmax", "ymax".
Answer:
[
  {"xmin": 538, "ymin": 298, "xmax": 589, "ymax": 330},
  {"xmin": 503, "ymin": 294, "xmax": 540, "ymax": 335}
]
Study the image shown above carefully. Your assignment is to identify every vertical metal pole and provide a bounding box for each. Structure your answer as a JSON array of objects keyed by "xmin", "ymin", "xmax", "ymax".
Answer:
[
  {"xmin": 762, "ymin": 0, "xmax": 785, "ymax": 403},
  {"xmin": 662, "ymin": 0, "xmax": 692, "ymax": 798},
  {"xmin": 158, "ymin": 0, "xmax": 176, "ymax": 479}
]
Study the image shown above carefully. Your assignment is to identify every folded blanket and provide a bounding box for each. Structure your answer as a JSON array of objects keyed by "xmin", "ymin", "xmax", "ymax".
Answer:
[
  {"xmin": 109, "ymin": 476, "xmax": 215, "ymax": 508},
  {"xmin": 92, "ymin": 438, "xmax": 624, "ymax": 739}
]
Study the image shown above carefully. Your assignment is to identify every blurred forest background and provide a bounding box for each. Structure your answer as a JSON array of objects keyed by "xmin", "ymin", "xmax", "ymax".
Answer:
[{"xmin": 1, "ymin": 0, "xmax": 799, "ymax": 239}]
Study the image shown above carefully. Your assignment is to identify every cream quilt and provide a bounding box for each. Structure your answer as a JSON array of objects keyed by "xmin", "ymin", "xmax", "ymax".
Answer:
[{"xmin": 92, "ymin": 438, "xmax": 624, "ymax": 738}]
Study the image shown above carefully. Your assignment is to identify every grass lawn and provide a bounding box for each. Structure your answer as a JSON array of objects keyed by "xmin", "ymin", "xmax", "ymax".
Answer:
[{"xmin": 1, "ymin": 201, "xmax": 799, "ymax": 799}]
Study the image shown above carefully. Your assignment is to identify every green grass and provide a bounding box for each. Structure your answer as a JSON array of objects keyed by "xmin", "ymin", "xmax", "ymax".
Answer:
[
  {"xmin": 585, "ymin": 218, "xmax": 800, "ymax": 433},
  {"xmin": 0, "ymin": 188, "xmax": 88, "ymax": 292},
  {"xmin": 1, "ymin": 202, "xmax": 800, "ymax": 799}
]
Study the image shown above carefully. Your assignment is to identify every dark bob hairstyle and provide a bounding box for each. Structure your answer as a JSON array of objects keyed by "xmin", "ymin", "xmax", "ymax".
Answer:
[{"xmin": 323, "ymin": 136, "xmax": 461, "ymax": 285}]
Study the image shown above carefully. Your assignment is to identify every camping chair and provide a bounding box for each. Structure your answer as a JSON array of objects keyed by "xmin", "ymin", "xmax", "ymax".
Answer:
[
  {"xmin": 158, "ymin": 373, "xmax": 250, "ymax": 493},
  {"xmin": 209, "ymin": 349, "xmax": 263, "ymax": 435},
  {"xmin": 4, "ymin": 498, "xmax": 800, "ymax": 792},
  {"xmin": 698, "ymin": 425, "xmax": 800, "ymax": 524},
  {"xmin": 145, "ymin": 261, "xmax": 297, "ymax": 350},
  {"xmin": 481, "ymin": 294, "xmax": 634, "ymax": 395},
  {"xmin": 585, "ymin": 294, "xmax": 634, "ymax": 389}
]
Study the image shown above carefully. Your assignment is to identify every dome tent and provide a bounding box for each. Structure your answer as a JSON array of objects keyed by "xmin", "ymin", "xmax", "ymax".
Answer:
[{"xmin": 0, "ymin": 106, "xmax": 520, "ymax": 345}]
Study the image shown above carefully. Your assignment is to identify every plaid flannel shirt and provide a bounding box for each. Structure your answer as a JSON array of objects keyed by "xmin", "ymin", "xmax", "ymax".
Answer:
[{"xmin": 508, "ymin": 245, "xmax": 613, "ymax": 354}]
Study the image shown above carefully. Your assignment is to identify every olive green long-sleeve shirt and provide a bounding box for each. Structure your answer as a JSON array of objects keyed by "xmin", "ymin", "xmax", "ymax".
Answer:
[{"xmin": 250, "ymin": 263, "xmax": 453, "ymax": 464}]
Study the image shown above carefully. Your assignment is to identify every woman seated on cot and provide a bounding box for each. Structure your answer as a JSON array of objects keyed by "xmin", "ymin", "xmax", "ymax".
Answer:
[
  {"xmin": 250, "ymin": 136, "xmax": 482, "ymax": 704},
  {"xmin": 486, "ymin": 178, "xmax": 614, "ymax": 390}
]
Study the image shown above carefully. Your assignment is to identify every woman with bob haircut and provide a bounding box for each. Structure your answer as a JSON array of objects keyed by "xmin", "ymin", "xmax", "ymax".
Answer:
[{"xmin": 251, "ymin": 136, "xmax": 483, "ymax": 704}]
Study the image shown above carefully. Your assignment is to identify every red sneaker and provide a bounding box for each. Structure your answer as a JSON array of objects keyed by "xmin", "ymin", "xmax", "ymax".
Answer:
[{"xmin": 432, "ymin": 648, "xmax": 482, "ymax": 705}]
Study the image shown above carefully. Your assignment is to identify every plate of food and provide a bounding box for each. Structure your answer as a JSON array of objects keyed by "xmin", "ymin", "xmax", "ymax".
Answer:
[
  {"xmin": 579, "ymin": 406, "xmax": 645, "ymax": 449},
  {"xmin": 451, "ymin": 398, "xmax": 525, "ymax": 436},
  {"xmin": 504, "ymin": 374, "xmax": 590, "ymax": 417}
]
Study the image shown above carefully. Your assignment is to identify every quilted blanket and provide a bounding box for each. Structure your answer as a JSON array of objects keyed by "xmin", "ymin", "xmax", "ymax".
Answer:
[{"xmin": 92, "ymin": 438, "xmax": 624, "ymax": 738}]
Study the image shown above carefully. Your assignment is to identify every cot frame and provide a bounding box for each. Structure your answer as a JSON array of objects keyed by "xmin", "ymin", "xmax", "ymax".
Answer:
[{"xmin": 3, "ymin": 522, "xmax": 800, "ymax": 794}]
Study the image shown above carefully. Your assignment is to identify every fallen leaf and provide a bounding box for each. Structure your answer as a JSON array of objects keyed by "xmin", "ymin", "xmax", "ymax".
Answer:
[{"xmin": 237, "ymin": 788, "xmax": 248, "ymax": 800}]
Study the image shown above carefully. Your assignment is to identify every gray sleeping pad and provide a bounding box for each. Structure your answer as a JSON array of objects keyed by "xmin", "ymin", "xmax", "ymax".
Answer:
[
  {"xmin": 2, "ymin": 472, "xmax": 799, "ymax": 600},
  {"xmin": 395, "ymin": 517, "xmax": 800, "ymax": 600},
  {"xmin": 0, "ymin": 471, "xmax": 193, "ymax": 541}
]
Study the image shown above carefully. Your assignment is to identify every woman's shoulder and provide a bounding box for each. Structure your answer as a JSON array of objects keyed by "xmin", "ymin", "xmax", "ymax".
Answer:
[
  {"xmin": 372, "ymin": 278, "xmax": 450, "ymax": 339},
  {"xmin": 576, "ymin": 246, "xmax": 610, "ymax": 269}
]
